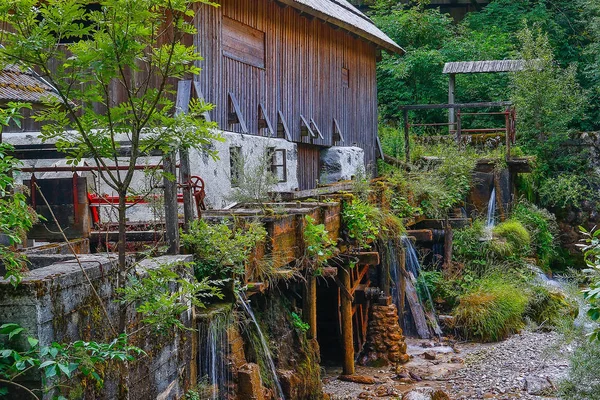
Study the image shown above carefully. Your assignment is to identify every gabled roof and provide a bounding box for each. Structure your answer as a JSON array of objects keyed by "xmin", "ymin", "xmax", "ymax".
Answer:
[
  {"xmin": 443, "ymin": 60, "xmax": 526, "ymax": 74},
  {"xmin": 279, "ymin": 0, "xmax": 404, "ymax": 54},
  {"xmin": 0, "ymin": 65, "xmax": 60, "ymax": 104}
]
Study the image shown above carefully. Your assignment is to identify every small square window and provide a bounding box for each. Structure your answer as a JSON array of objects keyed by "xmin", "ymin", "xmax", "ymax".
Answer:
[
  {"xmin": 230, "ymin": 146, "xmax": 243, "ymax": 187},
  {"xmin": 268, "ymin": 148, "xmax": 287, "ymax": 183}
]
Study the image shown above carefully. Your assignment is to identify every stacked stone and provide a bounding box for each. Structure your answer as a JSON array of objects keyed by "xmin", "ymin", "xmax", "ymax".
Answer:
[{"xmin": 358, "ymin": 301, "xmax": 409, "ymax": 366}]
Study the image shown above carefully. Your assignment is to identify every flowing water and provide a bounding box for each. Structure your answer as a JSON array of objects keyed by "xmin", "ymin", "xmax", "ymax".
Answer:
[
  {"xmin": 198, "ymin": 310, "xmax": 233, "ymax": 399},
  {"xmin": 237, "ymin": 292, "xmax": 285, "ymax": 400},
  {"xmin": 481, "ymin": 186, "xmax": 497, "ymax": 241},
  {"xmin": 402, "ymin": 236, "xmax": 443, "ymax": 338}
]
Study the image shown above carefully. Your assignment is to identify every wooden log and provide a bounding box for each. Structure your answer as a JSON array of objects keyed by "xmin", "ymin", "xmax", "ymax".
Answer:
[
  {"xmin": 163, "ymin": 152, "xmax": 179, "ymax": 254},
  {"xmin": 339, "ymin": 251, "xmax": 380, "ymax": 266},
  {"xmin": 339, "ymin": 266, "xmax": 354, "ymax": 375},
  {"xmin": 405, "ymin": 229, "xmax": 433, "ymax": 243},
  {"xmin": 304, "ymin": 275, "xmax": 317, "ymax": 340},
  {"xmin": 380, "ymin": 245, "xmax": 390, "ymax": 298},
  {"xmin": 405, "ymin": 273, "xmax": 430, "ymax": 339}
]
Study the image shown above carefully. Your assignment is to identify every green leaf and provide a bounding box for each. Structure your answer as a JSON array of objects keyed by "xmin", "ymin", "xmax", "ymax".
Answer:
[
  {"xmin": 27, "ymin": 337, "xmax": 39, "ymax": 348},
  {"xmin": 8, "ymin": 327, "xmax": 24, "ymax": 340},
  {"xmin": 57, "ymin": 363, "xmax": 71, "ymax": 377}
]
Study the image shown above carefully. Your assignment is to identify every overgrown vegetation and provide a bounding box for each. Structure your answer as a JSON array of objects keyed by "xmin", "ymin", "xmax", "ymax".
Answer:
[
  {"xmin": 181, "ymin": 219, "xmax": 267, "ymax": 280},
  {"xmin": 453, "ymin": 276, "xmax": 528, "ymax": 342},
  {"xmin": 303, "ymin": 215, "xmax": 337, "ymax": 275}
]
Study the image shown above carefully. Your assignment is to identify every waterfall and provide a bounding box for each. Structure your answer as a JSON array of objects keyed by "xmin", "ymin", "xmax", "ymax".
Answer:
[
  {"xmin": 486, "ymin": 187, "xmax": 497, "ymax": 229},
  {"xmin": 237, "ymin": 292, "xmax": 285, "ymax": 400},
  {"xmin": 401, "ymin": 236, "xmax": 443, "ymax": 338},
  {"xmin": 198, "ymin": 310, "xmax": 233, "ymax": 399}
]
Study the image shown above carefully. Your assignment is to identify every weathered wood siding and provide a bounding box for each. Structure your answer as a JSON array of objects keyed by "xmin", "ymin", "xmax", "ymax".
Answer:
[{"xmin": 194, "ymin": 0, "xmax": 379, "ymax": 185}]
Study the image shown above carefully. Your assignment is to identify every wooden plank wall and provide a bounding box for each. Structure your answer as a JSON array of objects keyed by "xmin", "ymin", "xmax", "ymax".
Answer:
[{"xmin": 194, "ymin": 0, "xmax": 379, "ymax": 187}]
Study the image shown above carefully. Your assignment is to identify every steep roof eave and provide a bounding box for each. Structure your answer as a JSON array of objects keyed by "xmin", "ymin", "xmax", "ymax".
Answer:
[{"xmin": 277, "ymin": 0, "xmax": 405, "ymax": 55}]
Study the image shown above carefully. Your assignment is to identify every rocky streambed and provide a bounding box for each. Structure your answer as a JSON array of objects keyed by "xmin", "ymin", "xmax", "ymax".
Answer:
[{"xmin": 323, "ymin": 330, "xmax": 572, "ymax": 400}]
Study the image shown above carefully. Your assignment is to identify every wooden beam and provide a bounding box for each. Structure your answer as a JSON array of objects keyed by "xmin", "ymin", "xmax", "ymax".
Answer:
[
  {"xmin": 227, "ymin": 92, "xmax": 248, "ymax": 133},
  {"xmin": 310, "ymin": 118, "xmax": 324, "ymax": 141},
  {"xmin": 405, "ymin": 229, "xmax": 434, "ymax": 243},
  {"xmin": 300, "ymin": 114, "xmax": 315, "ymax": 138},
  {"xmin": 192, "ymin": 81, "xmax": 212, "ymax": 122},
  {"xmin": 276, "ymin": 110, "xmax": 292, "ymax": 141},
  {"xmin": 334, "ymin": 275, "xmax": 354, "ymax": 302},
  {"xmin": 333, "ymin": 118, "xmax": 345, "ymax": 144},
  {"xmin": 339, "ymin": 266, "xmax": 354, "ymax": 375},
  {"xmin": 339, "ymin": 251, "xmax": 380, "ymax": 266},
  {"xmin": 401, "ymin": 101, "xmax": 512, "ymax": 111},
  {"xmin": 303, "ymin": 275, "xmax": 317, "ymax": 339},
  {"xmin": 258, "ymin": 103, "xmax": 275, "ymax": 137}
]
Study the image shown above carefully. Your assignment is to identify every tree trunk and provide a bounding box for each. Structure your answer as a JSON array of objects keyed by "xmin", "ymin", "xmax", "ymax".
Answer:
[{"xmin": 117, "ymin": 192, "xmax": 130, "ymax": 400}]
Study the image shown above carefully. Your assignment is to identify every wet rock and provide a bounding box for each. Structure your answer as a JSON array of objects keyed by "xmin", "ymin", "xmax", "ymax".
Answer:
[
  {"xmin": 279, "ymin": 369, "xmax": 301, "ymax": 399},
  {"xmin": 525, "ymin": 375, "xmax": 553, "ymax": 395},
  {"xmin": 338, "ymin": 375, "xmax": 376, "ymax": 384},
  {"xmin": 238, "ymin": 363, "xmax": 265, "ymax": 400},
  {"xmin": 423, "ymin": 351, "xmax": 436, "ymax": 360}
]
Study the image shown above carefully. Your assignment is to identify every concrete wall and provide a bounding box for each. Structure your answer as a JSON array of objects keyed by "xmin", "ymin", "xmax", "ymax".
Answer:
[
  {"xmin": 5, "ymin": 130, "xmax": 365, "ymax": 220},
  {"xmin": 0, "ymin": 254, "xmax": 194, "ymax": 400}
]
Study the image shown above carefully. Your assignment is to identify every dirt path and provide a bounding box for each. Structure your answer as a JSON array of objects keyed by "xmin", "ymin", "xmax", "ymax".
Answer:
[{"xmin": 322, "ymin": 330, "xmax": 572, "ymax": 400}]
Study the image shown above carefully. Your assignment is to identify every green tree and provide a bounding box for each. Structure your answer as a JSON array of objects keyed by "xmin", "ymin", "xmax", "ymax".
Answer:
[{"xmin": 0, "ymin": 0, "xmax": 221, "ymax": 278}]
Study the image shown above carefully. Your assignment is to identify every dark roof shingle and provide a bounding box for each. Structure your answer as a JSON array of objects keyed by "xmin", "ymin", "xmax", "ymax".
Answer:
[{"xmin": 0, "ymin": 65, "xmax": 59, "ymax": 104}]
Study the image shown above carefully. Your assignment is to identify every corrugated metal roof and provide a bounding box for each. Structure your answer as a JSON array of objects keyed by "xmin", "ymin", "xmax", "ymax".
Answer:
[
  {"xmin": 443, "ymin": 60, "xmax": 526, "ymax": 74},
  {"xmin": 0, "ymin": 65, "xmax": 60, "ymax": 104},
  {"xmin": 279, "ymin": 0, "xmax": 404, "ymax": 54}
]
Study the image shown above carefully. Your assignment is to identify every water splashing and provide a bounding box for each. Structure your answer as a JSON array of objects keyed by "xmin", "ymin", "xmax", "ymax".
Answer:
[
  {"xmin": 237, "ymin": 292, "xmax": 285, "ymax": 400},
  {"xmin": 402, "ymin": 236, "xmax": 443, "ymax": 338},
  {"xmin": 198, "ymin": 310, "xmax": 233, "ymax": 399}
]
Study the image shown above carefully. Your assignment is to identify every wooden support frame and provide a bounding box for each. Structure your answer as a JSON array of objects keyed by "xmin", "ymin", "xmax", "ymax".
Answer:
[
  {"xmin": 333, "ymin": 118, "xmax": 345, "ymax": 145},
  {"xmin": 276, "ymin": 110, "xmax": 292, "ymax": 141},
  {"xmin": 300, "ymin": 114, "xmax": 315, "ymax": 138},
  {"xmin": 339, "ymin": 266, "xmax": 354, "ymax": 375},
  {"xmin": 310, "ymin": 118, "xmax": 324, "ymax": 141},
  {"xmin": 227, "ymin": 92, "xmax": 248, "ymax": 133},
  {"xmin": 258, "ymin": 103, "xmax": 275, "ymax": 137}
]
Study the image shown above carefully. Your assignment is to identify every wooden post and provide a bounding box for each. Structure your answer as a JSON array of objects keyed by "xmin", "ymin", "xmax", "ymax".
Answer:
[
  {"xmin": 304, "ymin": 275, "xmax": 317, "ymax": 340},
  {"xmin": 398, "ymin": 246, "xmax": 406, "ymax": 319},
  {"xmin": 339, "ymin": 266, "xmax": 354, "ymax": 375},
  {"xmin": 505, "ymin": 107, "xmax": 511, "ymax": 160},
  {"xmin": 455, "ymin": 108, "xmax": 462, "ymax": 145},
  {"xmin": 403, "ymin": 109, "xmax": 410, "ymax": 163},
  {"xmin": 443, "ymin": 219, "xmax": 453, "ymax": 270},
  {"xmin": 448, "ymin": 73, "xmax": 456, "ymax": 128},
  {"xmin": 380, "ymin": 244, "xmax": 390, "ymax": 298},
  {"xmin": 179, "ymin": 148, "xmax": 194, "ymax": 232},
  {"xmin": 163, "ymin": 151, "xmax": 179, "ymax": 254}
]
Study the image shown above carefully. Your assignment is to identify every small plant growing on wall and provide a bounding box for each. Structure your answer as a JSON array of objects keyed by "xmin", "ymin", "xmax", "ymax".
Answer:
[
  {"xmin": 181, "ymin": 219, "xmax": 267, "ymax": 280},
  {"xmin": 303, "ymin": 215, "xmax": 337, "ymax": 275}
]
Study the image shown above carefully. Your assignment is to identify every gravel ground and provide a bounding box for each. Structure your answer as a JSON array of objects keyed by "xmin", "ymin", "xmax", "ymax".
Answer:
[
  {"xmin": 322, "ymin": 330, "xmax": 573, "ymax": 400},
  {"xmin": 445, "ymin": 331, "xmax": 572, "ymax": 400}
]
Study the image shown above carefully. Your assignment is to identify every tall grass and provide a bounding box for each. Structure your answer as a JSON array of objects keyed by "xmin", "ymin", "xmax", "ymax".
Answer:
[{"xmin": 453, "ymin": 276, "xmax": 528, "ymax": 342}]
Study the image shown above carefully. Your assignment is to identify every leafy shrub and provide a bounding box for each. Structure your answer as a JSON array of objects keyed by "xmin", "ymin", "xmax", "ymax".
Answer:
[
  {"xmin": 418, "ymin": 270, "xmax": 462, "ymax": 312},
  {"xmin": 453, "ymin": 220, "xmax": 487, "ymax": 261},
  {"xmin": 303, "ymin": 215, "xmax": 337, "ymax": 275},
  {"xmin": 525, "ymin": 285, "xmax": 577, "ymax": 329},
  {"xmin": 181, "ymin": 219, "xmax": 267, "ymax": 279},
  {"xmin": 342, "ymin": 198, "xmax": 403, "ymax": 249},
  {"xmin": 538, "ymin": 173, "xmax": 593, "ymax": 209},
  {"xmin": 453, "ymin": 276, "xmax": 528, "ymax": 342},
  {"xmin": 490, "ymin": 220, "xmax": 531, "ymax": 258},
  {"xmin": 512, "ymin": 201, "xmax": 558, "ymax": 268}
]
